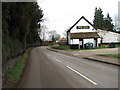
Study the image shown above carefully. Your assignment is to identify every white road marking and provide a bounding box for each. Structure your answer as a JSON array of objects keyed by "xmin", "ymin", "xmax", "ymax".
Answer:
[
  {"xmin": 46, "ymin": 53, "xmax": 61, "ymax": 63},
  {"xmin": 46, "ymin": 54, "xmax": 51, "ymax": 57},
  {"xmin": 66, "ymin": 66, "xmax": 98, "ymax": 85},
  {"xmin": 48, "ymin": 54, "xmax": 51, "ymax": 56},
  {"xmin": 73, "ymin": 54, "xmax": 80, "ymax": 56},
  {"xmin": 52, "ymin": 57, "xmax": 62, "ymax": 63}
]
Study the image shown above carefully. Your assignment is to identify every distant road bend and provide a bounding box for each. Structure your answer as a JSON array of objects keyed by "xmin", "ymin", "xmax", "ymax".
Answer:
[{"xmin": 18, "ymin": 47, "xmax": 118, "ymax": 88}]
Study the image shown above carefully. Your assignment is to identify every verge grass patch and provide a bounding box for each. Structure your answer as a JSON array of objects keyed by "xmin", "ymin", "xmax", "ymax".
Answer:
[
  {"xmin": 96, "ymin": 54, "xmax": 120, "ymax": 58},
  {"xmin": 51, "ymin": 45, "xmax": 109, "ymax": 51},
  {"xmin": 3, "ymin": 50, "xmax": 29, "ymax": 88}
]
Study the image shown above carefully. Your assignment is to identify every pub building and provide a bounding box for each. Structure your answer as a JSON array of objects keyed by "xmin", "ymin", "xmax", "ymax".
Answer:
[{"xmin": 67, "ymin": 16, "xmax": 101, "ymax": 49}]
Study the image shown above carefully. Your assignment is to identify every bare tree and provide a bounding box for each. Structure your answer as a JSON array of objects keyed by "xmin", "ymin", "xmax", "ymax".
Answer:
[
  {"xmin": 55, "ymin": 34, "xmax": 61, "ymax": 41},
  {"xmin": 38, "ymin": 25, "xmax": 48, "ymax": 41},
  {"xmin": 63, "ymin": 27, "xmax": 70, "ymax": 38},
  {"xmin": 48, "ymin": 30, "xmax": 57, "ymax": 41},
  {"xmin": 48, "ymin": 30, "xmax": 61, "ymax": 43}
]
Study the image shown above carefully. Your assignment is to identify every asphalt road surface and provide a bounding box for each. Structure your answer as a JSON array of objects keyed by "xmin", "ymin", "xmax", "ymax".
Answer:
[{"xmin": 18, "ymin": 46, "xmax": 118, "ymax": 88}]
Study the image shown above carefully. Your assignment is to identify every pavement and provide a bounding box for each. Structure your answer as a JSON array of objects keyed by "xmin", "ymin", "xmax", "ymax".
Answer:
[
  {"xmin": 18, "ymin": 47, "xmax": 118, "ymax": 88},
  {"xmin": 47, "ymin": 47, "xmax": 120, "ymax": 66}
]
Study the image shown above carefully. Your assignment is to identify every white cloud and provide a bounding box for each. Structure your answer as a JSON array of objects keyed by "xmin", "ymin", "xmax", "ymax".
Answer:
[{"xmin": 37, "ymin": 0, "xmax": 120, "ymax": 37}]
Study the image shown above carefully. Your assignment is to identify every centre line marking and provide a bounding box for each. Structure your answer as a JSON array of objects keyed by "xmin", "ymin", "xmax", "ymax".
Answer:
[
  {"xmin": 53, "ymin": 57, "xmax": 61, "ymax": 63},
  {"xmin": 46, "ymin": 54, "xmax": 50, "ymax": 56},
  {"xmin": 66, "ymin": 66, "xmax": 98, "ymax": 85},
  {"xmin": 48, "ymin": 55, "xmax": 51, "ymax": 56}
]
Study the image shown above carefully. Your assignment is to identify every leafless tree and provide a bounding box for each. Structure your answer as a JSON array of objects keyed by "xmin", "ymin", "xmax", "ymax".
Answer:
[
  {"xmin": 63, "ymin": 27, "xmax": 70, "ymax": 38},
  {"xmin": 55, "ymin": 34, "xmax": 61, "ymax": 41},
  {"xmin": 38, "ymin": 24, "xmax": 48, "ymax": 41}
]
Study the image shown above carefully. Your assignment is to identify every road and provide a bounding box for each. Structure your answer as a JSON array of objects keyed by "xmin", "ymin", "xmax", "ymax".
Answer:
[{"xmin": 18, "ymin": 47, "xmax": 118, "ymax": 88}]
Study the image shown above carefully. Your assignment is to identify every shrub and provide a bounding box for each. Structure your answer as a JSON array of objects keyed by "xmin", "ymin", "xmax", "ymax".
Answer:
[
  {"xmin": 51, "ymin": 45, "xmax": 70, "ymax": 50},
  {"xmin": 115, "ymin": 44, "xmax": 120, "ymax": 48}
]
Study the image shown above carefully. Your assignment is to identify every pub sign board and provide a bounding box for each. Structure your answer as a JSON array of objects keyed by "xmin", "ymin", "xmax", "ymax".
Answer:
[{"xmin": 76, "ymin": 26, "xmax": 90, "ymax": 29}]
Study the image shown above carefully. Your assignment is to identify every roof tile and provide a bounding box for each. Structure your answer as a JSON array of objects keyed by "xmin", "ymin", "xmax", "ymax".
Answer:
[{"xmin": 70, "ymin": 32, "xmax": 100, "ymax": 38}]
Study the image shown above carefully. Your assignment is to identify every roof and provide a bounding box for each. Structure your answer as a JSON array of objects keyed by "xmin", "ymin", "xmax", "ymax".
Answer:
[
  {"xmin": 67, "ymin": 16, "xmax": 96, "ymax": 33},
  {"xmin": 60, "ymin": 37, "xmax": 67, "ymax": 41},
  {"xmin": 97, "ymin": 29, "xmax": 120, "ymax": 43},
  {"xmin": 70, "ymin": 32, "xmax": 100, "ymax": 39}
]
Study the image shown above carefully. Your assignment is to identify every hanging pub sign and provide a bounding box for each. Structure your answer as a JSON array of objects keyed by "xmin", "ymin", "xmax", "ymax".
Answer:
[{"xmin": 76, "ymin": 26, "xmax": 90, "ymax": 29}]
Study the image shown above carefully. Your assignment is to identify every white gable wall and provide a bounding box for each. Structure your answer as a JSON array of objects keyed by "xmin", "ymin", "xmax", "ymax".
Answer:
[
  {"xmin": 68, "ymin": 17, "xmax": 101, "ymax": 49},
  {"xmin": 70, "ymin": 19, "xmax": 96, "ymax": 33}
]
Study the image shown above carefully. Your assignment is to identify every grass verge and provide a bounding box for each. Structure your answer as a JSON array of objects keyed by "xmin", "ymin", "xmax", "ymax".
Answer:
[
  {"xmin": 115, "ymin": 44, "xmax": 120, "ymax": 48},
  {"xmin": 51, "ymin": 45, "xmax": 70, "ymax": 50},
  {"xmin": 51, "ymin": 45, "xmax": 109, "ymax": 51},
  {"xmin": 96, "ymin": 54, "xmax": 120, "ymax": 58},
  {"xmin": 3, "ymin": 50, "xmax": 29, "ymax": 88}
]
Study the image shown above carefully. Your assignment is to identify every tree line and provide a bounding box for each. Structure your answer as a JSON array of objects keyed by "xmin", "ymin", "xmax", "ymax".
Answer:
[
  {"xmin": 2, "ymin": 2, "xmax": 43, "ymax": 64},
  {"xmin": 93, "ymin": 7, "xmax": 114, "ymax": 31},
  {"xmin": 38, "ymin": 24, "xmax": 61, "ymax": 44}
]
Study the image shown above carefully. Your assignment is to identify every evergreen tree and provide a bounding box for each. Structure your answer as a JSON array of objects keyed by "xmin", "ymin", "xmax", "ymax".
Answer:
[
  {"xmin": 93, "ymin": 7, "xmax": 104, "ymax": 29},
  {"xmin": 2, "ymin": 2, "xmax": 43, "ymax": 64},
  {"xmin": 103, "ymin": 13, "xmax": 114, "ymax": 31},
  {"xmin": 93, "ymin": 7, "xmax": 114, "ymax": 31}
]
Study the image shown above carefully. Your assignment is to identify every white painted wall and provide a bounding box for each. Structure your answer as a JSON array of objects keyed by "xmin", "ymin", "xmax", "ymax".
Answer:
[
  {"xmin": 70, "ymin": 38, "xmax": 101, "ymax": 48},
  {"xmin": 83, "ymin": 38, "xmax": 94, "ymax": 44},
  {"xmin": 84, "ymin": 38, "xmax": 96, "ymax": 48},
  {"xmin": 98, "ymin": 38, "xmax": 101, "ymax": 44},
  {"xmin": 68, "ymin": 17, "xmax": 101, "ymax": 48},
  {"xmin": 70, "ymin": 39, "xmax": 79, "ymax": 44},
  {"xmin": 70, "ymin": 19, "xmax": 96, "ymax": 33},
  {"xmin": 97, "ymin": 29, "xmax": 120, "ymax": 43}
]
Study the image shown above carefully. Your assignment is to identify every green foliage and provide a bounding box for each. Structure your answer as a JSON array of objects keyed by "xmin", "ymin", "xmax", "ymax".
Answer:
[
  {"xmin": 94, "ymin": 46, "xmax": 109, "ymax": 49},
  {"xmin": 59, "ymin": 46, "xmax": 70, "ymax": 50},
  {"xmin": 51, "ymin": 45, "xmax": 109, "ymax": 51},
  {"xmin": 51, "ymin": 45, "xmax": 70, "ymax": 50},
  {"xmin": 93, "ymin": 7, "xmax": 114, "ymax": 31},
  {"xmin": 4, "ymin": 50, "xmax": 29, "ymax": 87},
  {"xmin": 96, "ymin": 54, "xmax": 120, "ymax": 58},
  {"xmin": 2, "ymin": 2, "xmax": 43, "ymax": 64},
  {"xmin": 49, "ymin": 42, "xmax": 54, "ymax": 46},
  {"xmin": 103, "ymin": 13, "xmax": 114, "ymax": 31},
  {"xmin": 93, "ymin": 7, "xmax": 104, "ymax": 29},
  {"xmin": 58, "ymin": 42, "xmax": 67, "ymax": 46},
  {"xmin": 115, "ymin": 44, "xmax": 120, "ymax": 48}
]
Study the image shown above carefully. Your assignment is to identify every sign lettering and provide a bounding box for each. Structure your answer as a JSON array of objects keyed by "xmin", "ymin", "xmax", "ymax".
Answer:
[{"xmin": 76, "ymin": 26, "xmax": 90, "ymax": 29}]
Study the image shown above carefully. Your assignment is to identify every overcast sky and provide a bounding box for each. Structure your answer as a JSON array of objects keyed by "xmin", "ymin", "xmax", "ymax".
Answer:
[{"xmin": 37, "ymin": 0, "xmax": 120, "ymax": 37}]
